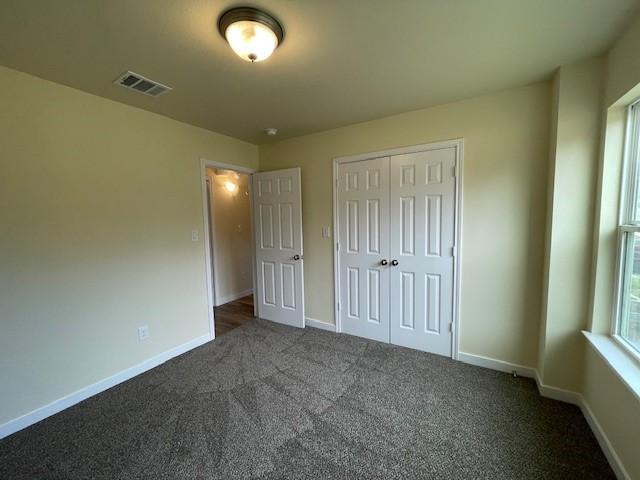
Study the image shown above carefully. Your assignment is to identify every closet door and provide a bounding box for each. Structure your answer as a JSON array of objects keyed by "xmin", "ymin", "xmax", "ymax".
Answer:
[
  {"xmin": 389, "ymin": 148, "xmax": 456, "ymax": 356},
  {"xmin": 337, "ymin": 157, "xmax": 391, "ymax": 342}
]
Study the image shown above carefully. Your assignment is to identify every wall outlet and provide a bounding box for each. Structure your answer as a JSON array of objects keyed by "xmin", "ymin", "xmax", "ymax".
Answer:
[
  {"xmin": 138, "ymin": 325, "xmax": 150, "ymax": 341},
  {"xmin": 191, "ymin": 230, "xmax": 199, "ymax": 241}
]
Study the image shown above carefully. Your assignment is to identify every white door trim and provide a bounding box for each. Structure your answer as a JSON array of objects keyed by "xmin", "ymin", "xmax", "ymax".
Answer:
[
  {"xmin": 200, "ymin": 158, "xmax": 258, "ymax": 339},
  {"xmin": 332, "ymin": 139, "xmax": 464, "ymax": 359},
  {"xmin": 204, "ymin": 176, "xmax": 218, "ymax": 307}
]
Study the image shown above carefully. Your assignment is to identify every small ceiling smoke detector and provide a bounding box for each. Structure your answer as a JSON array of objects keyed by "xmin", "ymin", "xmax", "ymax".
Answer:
[
  {"xmin": 114, "ymin": 71, "xmax": 172, "ymax": 97},
  {"xmin": 264, "ymin": 128, "xmax": 278, "ymax": 136}
]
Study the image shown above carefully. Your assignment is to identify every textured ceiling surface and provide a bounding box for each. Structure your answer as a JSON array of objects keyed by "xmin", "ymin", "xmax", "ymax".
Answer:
[{"xmin": 0, "ymin": 0, "xmax": 638, "ymax": 144}]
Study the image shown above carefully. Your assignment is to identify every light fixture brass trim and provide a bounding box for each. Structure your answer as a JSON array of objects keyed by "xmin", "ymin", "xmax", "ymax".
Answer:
[{"xmin": 218, "ymin": 6, "xmax": 285, "ymax": 47}]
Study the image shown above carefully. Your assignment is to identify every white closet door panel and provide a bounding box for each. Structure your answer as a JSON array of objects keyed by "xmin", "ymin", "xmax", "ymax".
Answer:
[
  {"xmin": 389, "ymin": 148, "xmax": 455, "ymax": 356},
  {"xmin": 253, "ymin": 168, "xmax": 305, "ymax": 328},
  {"xmin": 338, "ymin": 157, "xmax": 390, "ymax": 342}
]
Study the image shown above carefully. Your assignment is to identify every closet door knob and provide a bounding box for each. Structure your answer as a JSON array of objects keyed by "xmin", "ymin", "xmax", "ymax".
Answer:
[
  {"xmin": 380, "ymin": 259, "xmax": 388, "ymax": 266},
  {"xmin": 293, "ymin": 254, "xmax": 302, "ymax": 261},
  {"xmin": 391, "ymin": 259, "xmax": 399, "ymax": 266}
]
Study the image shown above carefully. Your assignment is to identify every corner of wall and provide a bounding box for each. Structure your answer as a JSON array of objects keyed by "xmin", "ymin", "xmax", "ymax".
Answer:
[{"xmin": 537, "ymin": 56, "xmax": 606, "ymax": 392}]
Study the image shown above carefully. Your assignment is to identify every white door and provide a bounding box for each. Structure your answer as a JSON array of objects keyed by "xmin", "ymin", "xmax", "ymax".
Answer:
[
  {"xmin": 337, "ymin": 157, "xmax": 391, "ymax": 343},
  {"xmin": 389, "ymin": 148, "xmax": 456, "ymax": 356},
  {"xmin": 253, "ymin": 168, "xmax": 305, "ymax": 328}
]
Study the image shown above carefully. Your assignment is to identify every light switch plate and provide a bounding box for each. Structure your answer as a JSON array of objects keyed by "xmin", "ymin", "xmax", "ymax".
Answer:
[
  {"xmin": 322, "ymin": 226, "xmax": 331, "ymax": 238},
  {"xmin": 191, "ymin": 230, "xmax": 199, "ymax": 241},
  {"xmin": 138, "ymin": 325, "xmax": 149, "ymax": 341}
]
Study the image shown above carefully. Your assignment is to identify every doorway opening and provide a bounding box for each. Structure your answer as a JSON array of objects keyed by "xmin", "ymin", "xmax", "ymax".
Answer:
[{"xmin": 202, "ymin": 160, "xmax": 257, "ymax": 338}]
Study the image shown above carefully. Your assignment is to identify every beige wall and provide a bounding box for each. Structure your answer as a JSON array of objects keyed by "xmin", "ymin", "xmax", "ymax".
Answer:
[
  {"xmin": 605, "ymin": 13, "xmax": 640, "ymax": 108},
  {"xmin": 260, "ymin": 83, "xmax": 550, "ymax": 368},
  {"xmin": 579, "ymin": 12, "xmax": 640, "ymax": 477},
  {"xmin": 582, "ymin": 348, "xmax": 640, "ymax": 479},
  {"xmin": 0, "ymin": 66, "xmax": 258, "ymax": 425},
  {"xmin": 206, "ymin": 169, "xmax": 253, "ymax": 305},
  {"xmin": 538, "ymin": 57, "xmax": 604, "ymax": 392}
]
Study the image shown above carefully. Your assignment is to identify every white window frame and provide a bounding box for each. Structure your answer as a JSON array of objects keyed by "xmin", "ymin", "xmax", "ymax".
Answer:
[{"xmin": 613, "ymin": 98, "xmax": 640, "ymax": 362}]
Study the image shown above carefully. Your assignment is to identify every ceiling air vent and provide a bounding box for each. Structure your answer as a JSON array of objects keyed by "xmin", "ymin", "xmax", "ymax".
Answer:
[{"xmin": 114, "ymin": 71, "xmax": 172, "ymax": 97}]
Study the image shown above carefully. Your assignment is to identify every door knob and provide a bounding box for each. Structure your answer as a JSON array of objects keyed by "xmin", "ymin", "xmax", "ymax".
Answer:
[
  {"xmin": 380, "ymin": 259, "xmax": 388, "ymax": 266},
  {"xmin": 293, "ymin": 254, "xmax": 302, "ymax": 261},
  {"xmin": 391, "ymin": 259, "xmax": 399, "ymax": 266}
]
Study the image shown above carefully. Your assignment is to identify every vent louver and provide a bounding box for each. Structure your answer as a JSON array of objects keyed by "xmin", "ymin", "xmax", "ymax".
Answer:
[{"xmin": 114, "ymin": 71, "xmax": 172, "ymax": 97}]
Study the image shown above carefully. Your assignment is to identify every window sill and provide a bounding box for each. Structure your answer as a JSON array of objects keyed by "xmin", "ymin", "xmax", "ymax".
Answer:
[{"xmin": 582, "ymin": 331, "xmax": 640, "ymax": 401}]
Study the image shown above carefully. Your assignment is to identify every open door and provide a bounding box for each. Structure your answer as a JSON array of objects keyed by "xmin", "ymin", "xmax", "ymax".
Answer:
[{"xmin": 252, "ymin": 168, "xmax": 305, "ymax": 328}]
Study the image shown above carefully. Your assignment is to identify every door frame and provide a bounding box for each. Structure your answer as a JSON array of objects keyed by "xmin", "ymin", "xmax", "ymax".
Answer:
[
  {"xmin": 200, "ymin": 158, "xmax": 258, "ymax": 339},
  {"xmin": 332, "ymin": 139, "xmax": 464, "ymax": 359}
]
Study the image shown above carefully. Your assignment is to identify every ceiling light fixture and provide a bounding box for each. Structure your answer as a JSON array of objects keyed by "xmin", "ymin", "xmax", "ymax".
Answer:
[
  {"xmin": 218, "ymin": 7, "xmax": 284, "ymax": 63},
  {"xmin": 224, "ymin": 181, "xmax": 238, "ymax": 193}
]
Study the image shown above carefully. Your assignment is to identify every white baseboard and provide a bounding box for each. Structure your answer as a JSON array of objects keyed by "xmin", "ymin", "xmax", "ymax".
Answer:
[
  {"xmin": 458, "ymin": 351, "xmax": 628, "ymax": 479},
  {"xmin": 457, "ymin": 351, "xmax": 537, "ymax": 379},
  {"xmin": 305, "ymin": 317, "xmax": 336, "ymax": 332},
  {"xmin": 579, "ymin": 396, "xmax": 631, "ymax": 480},
  {"xmin": 534, "ymin": 370, "xmax": 582, "ymax": 405},
  {"xmin": 215, "ymin": 288, "xmax": 253, "ymax": 307},
  {"xmin": 0, "ymin": 333, "xmax": 213, "ymax": 440}
]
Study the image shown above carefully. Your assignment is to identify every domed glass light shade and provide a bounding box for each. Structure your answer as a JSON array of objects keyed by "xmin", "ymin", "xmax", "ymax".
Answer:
[{"xmin": 218, "ymin": 7, "xmax": 284, "ymax": 63}]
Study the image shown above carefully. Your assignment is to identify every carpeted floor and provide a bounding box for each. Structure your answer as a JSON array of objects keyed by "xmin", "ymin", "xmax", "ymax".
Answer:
[{"xmin": 0, "ymin": 319, "xmax": 614, "ymax": 479}]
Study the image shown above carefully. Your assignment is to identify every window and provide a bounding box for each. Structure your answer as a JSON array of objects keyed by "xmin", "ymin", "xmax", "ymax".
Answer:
[{"xmin": 616, "ymin": 101, "xmax": 640, "ymax": 355}]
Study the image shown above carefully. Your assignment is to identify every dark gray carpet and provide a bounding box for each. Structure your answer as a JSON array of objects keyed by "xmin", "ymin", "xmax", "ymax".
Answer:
[{"xmin": 0, "ymin": 319, "xmax": 614, "ymax": 479}]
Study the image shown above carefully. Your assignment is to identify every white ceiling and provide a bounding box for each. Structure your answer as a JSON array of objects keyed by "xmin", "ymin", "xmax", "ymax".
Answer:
[{"xmin": 0, "ymin": 0, "xmax": 638, "ymax": 144}]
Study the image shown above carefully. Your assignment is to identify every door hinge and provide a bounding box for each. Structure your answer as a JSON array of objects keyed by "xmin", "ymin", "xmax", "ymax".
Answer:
[
  {"xmin": 452, "ymin": 166, "xmax": 456, "ymax": 178},
  {"xmin": 336, "ymin": 242, "xmax": 340, "ymax": 251},
  {"xmin": 337, "ymin": 302, "xmax": 341, "ymax": 311},
  {"xmin": 451, "ymin": 246, "xmax": 456, "ymax": 257},
  {"xmin": 449, "ymin": 323, "xmax": 453, "ymax": 332}
]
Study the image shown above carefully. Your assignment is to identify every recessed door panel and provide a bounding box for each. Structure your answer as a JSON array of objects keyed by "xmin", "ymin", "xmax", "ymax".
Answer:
[
  {"xmin": 258, "ymin": 179, "xmax": 272, "ymax": 196},
  {"xmin": 259, "ymin": 204, "xmax": 274, "ymax": 249},
  {"xmin": 279, "ymin": 203, "xmax": 294, "ymax": 249},
  {"xmin": 367, "ymin": 269, "xmax": 380, "ymax": 323},
  {"xmin": 262, "ymin": 262, "xmax": 276, "ymax": 306},
  {"xmin": 425, "ymin": 195, "xmax": 442, "ymax": 257},
  {"xmin": 425, "ymin": 274, "xmax": 441, "ymax": 333},
  {"xmin": 367, "ymin": 199, "xmax": 380, "ymax": 254},
  {"xmin": 366, "ymin": 169, "xmax": 380, "ymax": 190},
  {"xmin": 400, "ymin": 272, "xmax": 415, "ymax": 329},
  {"xmin": 279, "ymin": 177, "xmax": 292, "ymax": 194},
  {"xmin": 401, "ymin": 196, "xmax": 415, "ymax": 256},
  {"xmin": 347, "ymin": 267, "xmax": 360, "ymax": 318},
  {"xmin": 346, "ymin": 200, "xmax": 359, "ymax": 253},
  {"xmin": 281, "ymin": 263, "xmax": 296, "ymax": 310}
]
